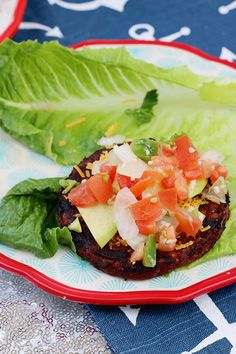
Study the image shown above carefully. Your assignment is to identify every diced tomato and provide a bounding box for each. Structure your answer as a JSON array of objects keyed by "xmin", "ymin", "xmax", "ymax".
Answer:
[
  {"xmin": 158, "ymin": 225, "xmax": 177, "ymax": 252},
  {"xmin": 175, "ymin": 209, "xmax": 202, "ymax": 237},
  {"xmin": 151, "ymin": 156, "xmax": 178, "ymax": 184},
  {"xmin": 100, "ymin": 165, "xmax": 117, "ymax": 183},
  {"xmin": 184, "ymin": 167, "xmax": 203, "ymax": 180},
  {"xmin": 152, "ymin": 155, "xmax": 177, "ymax": 166},
  {"xmin": 68, "ymin": 181, "xmax": 97, "ymax": 207},
  {"xmin": 161, "ymin": 175, "xmax": 175, "ymax": 189},
  {"xmin": 130, "ymin": 177, "xmax": 152, "ymax": 197},
  {"xmin": 158, "ymin": 188, "xmax": 177, "ymax": 211},
  {"xmin": 137, "ymin": 171, "xmax": 162, "ymax": 198},
  {"xmin": 210, "ymin": 164, "xmax": 228, "ymax": 184},
  {"xmin": 88, "ymin": 174, "xmax": 113, "ymax": 204},
  {"xmin": 174, "ymin": 135, "xmax": 199, "ymax": 171},
  {"xmin": 161, "ymin": 145, "xmax": 175, "ymax": 157},
  {"xmin": 130, "ymin": 194, "xmax": 163, "ymax": 221},
  {"xmin": 174, "ymin": 171, "xmax": 188, "ymax": 200},
  {"xmin": 116, "ymin": 174, "xmax": 137, "ymax": 189},
  {"xmin": 136, "ymin": 219, "xmax": 157, "ymax": 235},
  {"xmin": 141, "ymin": 170, "xmax": 161, "ymax": 185}
]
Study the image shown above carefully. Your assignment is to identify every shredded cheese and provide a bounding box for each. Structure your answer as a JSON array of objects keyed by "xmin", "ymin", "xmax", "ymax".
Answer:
[
  {"xmin": 200, "ymin": 225, "xmax": 211, "ymax": 232},
  {"xmin": 175, "ymin": 241, "xmax": 193, "ymax": 250},
  {"xmin": 73, "ymin": 165, "xmax": 85, "ymax": 178},
  {"xmin": 178, "ymin": 196, "xmax": 206, "ymax": 209},
  {"xmin": 66, "ymin": 117, "xmax": 86, "ymax": 128},
  {"xmin": 122, "ymin": 98, "xmax": 138, "ymax": 104},
  {"xmin": 99, "ymin": 151, "xmax": 109, "ymax": 161},
  {"xmin": 105, "ymin": 123, "xmax": 118, "ymax": 137},
  {"xmin": 86, "ymin": 162, "xmax": 93, "ymax": 170}
]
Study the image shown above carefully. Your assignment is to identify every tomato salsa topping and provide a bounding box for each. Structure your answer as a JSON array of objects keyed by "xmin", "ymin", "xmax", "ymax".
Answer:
[{"xmin": 67, "ymin": 134, "xmax": 228, "ymax": 266}]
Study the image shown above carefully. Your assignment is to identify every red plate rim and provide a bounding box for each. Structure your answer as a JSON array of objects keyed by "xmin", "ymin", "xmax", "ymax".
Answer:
[
  {"xmin": 0, "ymin": 39, "xmax": 236, "ymax": 305},
  {"xmin": 1, "ymin": 252, "xmax": 236, "ymax": 305},
  {"xmin": 0, "ymin": 0, "xmax": 27, "ymax": 42},
  {"xmin": 72, "ymin": 39, "xmax": 236, "ymax": 69}
]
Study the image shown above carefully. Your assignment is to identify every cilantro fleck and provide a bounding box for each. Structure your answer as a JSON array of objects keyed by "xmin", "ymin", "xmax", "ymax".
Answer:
[{"xmin": 125, "ymin": 89, "xmax": 159, "ymax": 126}]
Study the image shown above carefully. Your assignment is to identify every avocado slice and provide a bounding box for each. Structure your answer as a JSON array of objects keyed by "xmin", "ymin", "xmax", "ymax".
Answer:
[
  {"xmin": 77, "ymin": 204, "xmax": 117, "ymax": 248},
  {"xmin": 188, "ymin": 179, "xmax": 207, "ymax": 199},
  {"xmin": 68, "ymin": 217, "xmax": 82, "ymax": 233},
  {"xmin": 142, "ymin": 235, "xmax": 157, "ymax": 267},
  {"xmin": 130, "ymin": 138, "xmax": 157, "ymax": 162}
]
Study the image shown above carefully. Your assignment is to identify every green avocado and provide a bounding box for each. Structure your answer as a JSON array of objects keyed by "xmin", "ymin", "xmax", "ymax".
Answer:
[
  {"xmin": 142, "ymin": 235, "xmax": 157, "ymax": 268},
  {"xmin": 77, "ymin": 204, "xmax": 117, "ymax": 248},
  {"xmin": 68, "ymin": 217, "xmax": 82, "ymax": 233},
  {"xmin": 130, "ymin": 138, "xmax": 157, "ymax": 162},
  {"xmin": 188, "ymin": 178, "xmax": 207, "ymax": 199}
]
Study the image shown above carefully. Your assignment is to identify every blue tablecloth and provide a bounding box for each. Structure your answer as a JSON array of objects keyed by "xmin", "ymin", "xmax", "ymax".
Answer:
[
  {"xmin": 14, "ymin": 0, "xmax": 236, "ymax": 59},
  {"xmin": 13, "ymin": 1, "xmax": 236, "ymax": 353}
]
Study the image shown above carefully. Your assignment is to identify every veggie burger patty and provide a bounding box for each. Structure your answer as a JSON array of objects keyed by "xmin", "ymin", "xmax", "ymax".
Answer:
[{"xmin": 58, "ymin": 136, "xmax": 230, "ymax": 280}]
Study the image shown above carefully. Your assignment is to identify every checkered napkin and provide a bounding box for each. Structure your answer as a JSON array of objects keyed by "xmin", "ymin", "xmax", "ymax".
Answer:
[{"xmin": 13, "ymin": 1, "xmax": 236, "ymax": 353}]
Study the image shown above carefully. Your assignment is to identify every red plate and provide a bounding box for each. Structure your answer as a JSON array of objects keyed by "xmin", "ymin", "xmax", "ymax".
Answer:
[
  {"xmin": 0, "ymin": 39, "xmax": 235, "ymax": 305},
  {"xmin": 0, "ymin": 0, "xmax": 27, "ymax": 42},
  {"xmin": 1, "ymin": 252, "xmax": 236, "ymax": 305}
]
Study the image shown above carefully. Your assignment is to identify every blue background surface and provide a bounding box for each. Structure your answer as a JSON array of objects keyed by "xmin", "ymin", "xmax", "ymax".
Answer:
[
  {"xmin": 14, "ymin": 0, "xmax": 236, "ymax": 58},
  {"xmin": 87, "ymin": 284, "xmax": 236, "ymax": 354}
]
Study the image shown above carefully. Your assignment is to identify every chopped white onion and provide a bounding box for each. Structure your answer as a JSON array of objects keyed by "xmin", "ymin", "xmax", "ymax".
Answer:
[
  {"xmin": 113, "ymin": 188, "xmax": 146, "ymax": 250},
  {"xmin": 117, "ymin": 159, "xmax": 149, "ymax": 180},
  {"xmin": 130, "ymin": 242, "xmax": 145, "ymax": 264},
  {"xmin": 114, "ymin": 187, "xmax": 137, "ymax": 208},
  {"xmin": 91, "ymin": 160, "xmax": 107, "ymax": 175},
  {"xmin": 113, "ymin": 143, "xmax": 137, "ymax": 163},
  {"xmin": 112, "ymin": 143, "xmax": 150, "ymax": 179},
  {"xmin": 157, "ymin": 215, "xmax": 179, "ymax": 230},
  {"xmin": 97, "ymin": 135, "xmax": 125, "ymax": 147},
  {"xmin": 108, "ymin": 149, "xmax": 121, "ymax": 166},
  {"xmin": 200, "ymin": 150, "xmax": 225, "ymax": 164}
]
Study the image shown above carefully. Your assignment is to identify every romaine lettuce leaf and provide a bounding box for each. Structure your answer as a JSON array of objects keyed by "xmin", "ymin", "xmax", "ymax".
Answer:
[
  {"xmin": 76, "ymin": 46, "xmax": 236, "ymax": 96},
  {"xmin": 75, "ymin": 47, "xmax": 205, "ymax": 89},
  {"xmin": 0, "ymin": 40, "xmax": 161, "ymax": 165},
  {"xmin": 0, "ymin": 40, "xmax": 235, "ymax": 166},
  {"xmin": 0, "ymin": 177, "xmax": 75, "ymax": 257}
]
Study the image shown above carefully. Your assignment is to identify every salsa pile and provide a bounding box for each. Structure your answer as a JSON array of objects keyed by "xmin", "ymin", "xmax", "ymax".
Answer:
[{"xmin": 65, "ymin": 135, "xmax": 228, "ymax": 268}]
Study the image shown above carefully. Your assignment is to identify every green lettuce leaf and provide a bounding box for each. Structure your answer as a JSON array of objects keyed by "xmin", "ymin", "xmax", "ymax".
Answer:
[
  {"xmin": 75, "ymin": 47, "xmax": 205, "ymax": 89},
  {"xmin": 200, "ymin": 80, "xmax": 236, "ymax": 104},
  {"xmin": 76, "ymin": 46, "xmax": 236, "ymax": 96},
  {"xmin": 0, "ymin": 40, "xmax": 235, "ymax": 166},
  {"xmin": 0, "ymin": 177, "xmax": 75, "ymax": 257},
  {"xmin": 0, "ymin": 40, "xmax": 161, "ymax": 165}
]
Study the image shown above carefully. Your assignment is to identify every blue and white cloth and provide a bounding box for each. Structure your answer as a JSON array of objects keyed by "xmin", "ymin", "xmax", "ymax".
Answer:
[
  {"xmin": 14, "ymin": 0, "xmax": 236, "ymax": 60},
  {"xmin": 88, "ymin": 286, "xmax": 236, "ymax": 353},
  {"xmin": 13, "ymin": 1, "xmax": 236, "ymax": 353}
]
